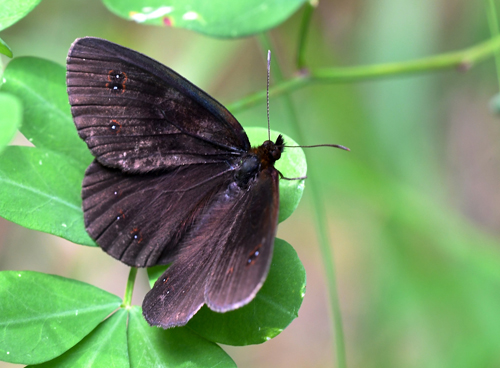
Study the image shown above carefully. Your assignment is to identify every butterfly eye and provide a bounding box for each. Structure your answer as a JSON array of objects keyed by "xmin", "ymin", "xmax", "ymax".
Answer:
[{"xmin": 271, "ymin": 146, "xmax": 282, "ymax": 161}]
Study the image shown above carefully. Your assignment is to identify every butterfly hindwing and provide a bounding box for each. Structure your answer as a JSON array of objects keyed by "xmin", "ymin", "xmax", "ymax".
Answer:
[
  {"xmin": 67, "ymin": 37, "xmax": 250, "ymax": 173},
  {"xmin": 142, "ymin": 167, "xmax": 280, "ymax": 327},
  {"xmin": 82, "ymin": 160, "xmax": 234, "ymax": 267},
  {"xmin": 205, "ymin": 167, "xmax": 280, "ymax": 311}
]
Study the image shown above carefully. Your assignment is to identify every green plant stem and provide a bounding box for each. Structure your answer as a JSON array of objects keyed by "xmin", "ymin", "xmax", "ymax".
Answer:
[
  {"xmin": 228, "ymin": 34, "xmax": 500, "ymax": 114},
  {"xmin": 308, "ymin": 174, "xmax": 347, "ymax": 368},
  {"xmin": 296, "ymin": 1, "xmax": 316, "ymax": 69},
  {"xmin": 257, "ymin": 33, "xmax": 347, "ymax": 368},
  {"xmin": 486, "ymin": 0, "xmax": 500, "ymax": 91},
  {"xmin": 121, "ymin": 267, "xmax": 138, "ymax": 308}
]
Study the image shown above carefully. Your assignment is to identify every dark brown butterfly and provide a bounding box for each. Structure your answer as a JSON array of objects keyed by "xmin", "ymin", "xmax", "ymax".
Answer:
[{"xmin": 66, "ymin": 37, "xmax": 284, "ymax": 328}]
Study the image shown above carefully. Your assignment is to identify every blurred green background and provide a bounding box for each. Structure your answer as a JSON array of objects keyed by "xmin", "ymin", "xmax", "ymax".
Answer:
[{"xmin": 1, "ymin": 0, "xmax": 500, "ymax": 367}]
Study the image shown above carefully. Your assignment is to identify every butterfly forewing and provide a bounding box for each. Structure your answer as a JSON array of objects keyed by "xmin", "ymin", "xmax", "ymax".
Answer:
[
  {"xmin": 142, "ymin": 167, "xmax": 280, "ymax": 328},
  {"xmin": 67, "ymin": 37, "xmax": 250, "ymax": 173}
]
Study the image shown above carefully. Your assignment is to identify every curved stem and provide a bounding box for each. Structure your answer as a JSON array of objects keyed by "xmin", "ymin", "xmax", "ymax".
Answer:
[
  {"xmin": 486, "ymin": 0, "xmax": 500, "ymax": 90},
  {"xmin": 296, "ymin": 1, "xmax": 316, "ymax": 69},
  {"xmin": 228, "ymin": 34, "xmax": 500, "ymax": 114},
  {"xmin": 257, "ymin": 33, "xmax": 347, "ymax": 368},
  {"xmin": 121, "ymin": 267, "xmax": 138, "ymax": 308},
  {"xmin": 308, "ymin": 177, "xmax": 347, "ymax": 368}
]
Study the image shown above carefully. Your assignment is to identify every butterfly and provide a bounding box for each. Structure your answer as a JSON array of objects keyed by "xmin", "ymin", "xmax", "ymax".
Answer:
[{"xmin": 66, "ymin": 37, "xmax": 287, "ymax": 328}]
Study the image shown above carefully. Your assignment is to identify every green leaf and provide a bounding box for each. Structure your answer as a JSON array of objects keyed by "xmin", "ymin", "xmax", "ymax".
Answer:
[
  {"xmin": 27, "ymin": 309, "xmax": 129, "ymax": 368},
  {"xmin": 102, "ymin": 0, "xmax": 306, "ymax": 38},
  {"xmin": 0, "ymin": 92, "xmax": 21, "ymax": 153},
  {"xmin": 127, "ymin": 306, "xmax": 236, "ymax": 367},
  {"xmin": 185, "ymin": 238, "xmax": 305, "ymax": 345},
  {"xmin": 0, "ymin": 0, "xmax": 42, "ymax": 31},
  {"xmin": 145, "ymin": 241, "xmax": 305, "ymax": 344},
  {"xmin": 0, "ymin": 36, "xmax": 13, "ymax": 58},
  {"xmin": 246, "ymin": 127, "xmax": 306, "ymax": 222},
  {"xmin": 2, "ymin": 57, "xmax": 93, "ymax": 167},
  {"xmin": 0, "ymin": 271, "xmax": 122, "ymax": 365},
  {"xmin": 0, "ymin": 146, "xmax": 96, "ymax": 246}
]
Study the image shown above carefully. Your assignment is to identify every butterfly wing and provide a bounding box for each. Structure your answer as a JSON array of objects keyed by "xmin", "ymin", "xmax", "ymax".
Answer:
[
  {"xmin": 82, "ymin": 160, "xmax": 234, "ymax": 267},
  {"xmin": 66, "ymin": 37, "xmax": 253, "ymax": 266},
  {"xmin": 67, "ymin": 37, "xmax": 250, "ymax": 173},
  {"xmin": 142, "ymin": 167, "xmax": 280, "ymax": 328}
]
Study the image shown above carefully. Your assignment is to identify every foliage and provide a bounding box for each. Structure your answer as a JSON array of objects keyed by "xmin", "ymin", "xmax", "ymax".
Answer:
[
  {"xmin": 102, "ymin": 0, "xmax": 307, "ymax": 38},
  {"xmin": 1, "ymin": 0, "xmax": 500, "ymax": 367},
  {"xmin": 0, "ymin": 1, "xmax": 307, "ymax": 366}
]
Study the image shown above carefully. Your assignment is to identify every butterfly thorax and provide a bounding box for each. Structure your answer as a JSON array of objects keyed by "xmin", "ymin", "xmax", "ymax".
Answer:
[{"xmin": 234, "ymin": 135, "xmax": 284, "ymax": 187}]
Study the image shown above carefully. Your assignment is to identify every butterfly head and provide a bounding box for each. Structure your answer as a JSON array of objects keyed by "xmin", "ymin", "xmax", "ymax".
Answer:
[
  {"xmin": 237, "ymin": 135, "xmax": 284, "ymax": 186},
  {"xmin": 256, "ymin": 134, "xmax": 285, "ymax": 169}
]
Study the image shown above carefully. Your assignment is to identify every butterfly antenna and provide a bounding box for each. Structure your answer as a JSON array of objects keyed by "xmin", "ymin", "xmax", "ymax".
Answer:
[
  {"xmin": 267, "ymin": 50, "xmax": 271, "ymax": 142},
  {"xmin": 284, "ymin": 143, "xmax": 350, "ymax": 151},
  {"xmin": 264, "ymin": 50, "xmax": 349, "ymax": 153}
]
